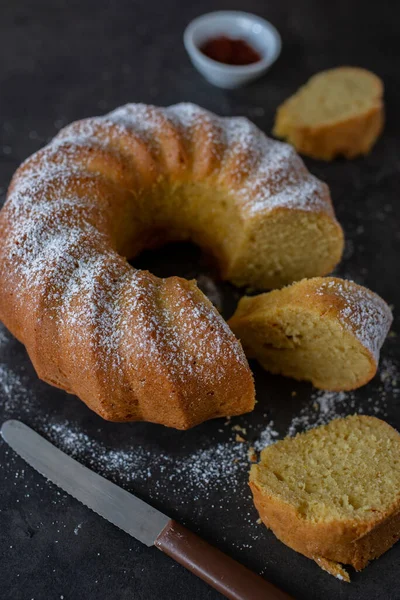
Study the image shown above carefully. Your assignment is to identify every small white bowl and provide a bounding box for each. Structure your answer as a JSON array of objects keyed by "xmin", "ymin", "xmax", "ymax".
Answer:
[{"xmin": 184, "ymin": 11, "xmax": 281, "ymax": 89}]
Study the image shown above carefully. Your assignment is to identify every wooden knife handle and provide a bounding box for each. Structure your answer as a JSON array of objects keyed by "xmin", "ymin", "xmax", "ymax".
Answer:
[{"xmin": 155, "ymin": 519, "xmax": 293, "ymax": 600}]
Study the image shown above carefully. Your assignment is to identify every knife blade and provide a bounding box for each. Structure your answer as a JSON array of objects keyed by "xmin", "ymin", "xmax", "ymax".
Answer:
[
  {"xmin": 1, "ymin": 419, "xmax": 168, "ymax": 545},
  {"xmin": 1, "ymin": 420, "xmax": 293, "ymax": 600}
]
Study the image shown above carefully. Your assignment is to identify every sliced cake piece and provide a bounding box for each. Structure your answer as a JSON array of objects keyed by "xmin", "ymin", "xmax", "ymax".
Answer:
[
  {"xmin": 273, "ymin": 67, "xmax": 384, "ymax": 160},
  {"xmin": 250, "ymin": 415, "xmax": 400, "ymax": 581},
  {"xmin": 228, "ymin": 277, "xmax": 392, "ymax": 391}
]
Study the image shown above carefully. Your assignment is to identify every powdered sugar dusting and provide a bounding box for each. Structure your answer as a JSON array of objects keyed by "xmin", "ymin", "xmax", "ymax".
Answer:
[
  {"xmin": 221, "ymin": 118, "xmax": 331, "ymax": 215},
  {"xmin": 0, "ymin": 323, "xmax": 250, "ymax": 507},
  {"xmin": 102, "ymin": 102, "xmax": 332, "ymax": 215},
  {"xmin": 378, "ymin": 356, "xmax": 400, "ymax": 404},
  {"xmin": 0, "ymin": 324, "xmax": 8, "ymax": 348},
  {"xmin": 3, "ymin": 203, "xmax": 246, "ymax": 391},
  {"xmin": 2, "ymin": 104, "xmax": 262, "ymax": 405},
  {"xmin": 253, "ymin": 421, "xmax": 280, "ymax": 451},
  {"xmin": 286, "ymin": 356, "xmax": 399, "ymax": 437},
  {"xmin": 314, "ymin": 279, "xmax": 393, "ymax": 360},
  {"xmin": 0, "ymin": 365, "xmax": 29, "ymax": 413},
  {"xmin": 0, "ymin": 323, "xmax": 37, "ymax": 416},
  {"xmin": 107, "ymin": 103, "xmax": 168, "ymax": 141},
  {"xmin": 1, "ymin": 101, "xmax": 335, "ymax": 371},
  {"xmin": 1, "ymin": 102, "xmax": 334, "ymax": 340},
  {"xmin": 0, "ymin": 102, "xmax": 388, "ymax": 430},
  {"xmin": 287, "ymin": 390, "xmax": 356, "ymax": 437},
  {"xmin": 166, "ymin": 102, "xmax": 207, "ymax": 129},
  {"xmin": 40, "ymin": 419, "xmax": 250, "ymax": 502},
  {"xmin": 74, "ymin": 523, "xmax": 83, "ymax": 535}
]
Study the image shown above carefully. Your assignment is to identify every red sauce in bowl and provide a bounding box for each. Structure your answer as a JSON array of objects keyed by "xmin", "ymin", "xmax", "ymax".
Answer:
[{"xmin": 199, "ymin": 36, "xmax": 262, "ymax": 66}]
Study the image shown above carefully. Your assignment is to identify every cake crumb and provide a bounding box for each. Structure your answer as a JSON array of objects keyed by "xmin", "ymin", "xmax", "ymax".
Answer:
[
  {"xmin": 247, "ymin": 447, "xmax": 258, "ymax": 463},
  {"xmin": 232, "ymin": 424, "xmax": 247, "ymax": 435}
]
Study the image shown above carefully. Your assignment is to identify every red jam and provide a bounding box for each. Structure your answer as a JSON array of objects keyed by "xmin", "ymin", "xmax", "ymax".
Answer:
[{"xmin": 199, "ymin": 36, "xmax": 262, "ymax": 66}]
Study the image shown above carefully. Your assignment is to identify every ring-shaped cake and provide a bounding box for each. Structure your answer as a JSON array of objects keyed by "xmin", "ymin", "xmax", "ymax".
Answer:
[{"xmin": 0, "ymin": 103, "xmax": 343, "ymax": 428}]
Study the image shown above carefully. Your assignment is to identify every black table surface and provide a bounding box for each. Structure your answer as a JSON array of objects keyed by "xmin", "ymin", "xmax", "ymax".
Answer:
[{"xmin": 1, "ymin": 1, "xmax": 399, "ymax": 599}]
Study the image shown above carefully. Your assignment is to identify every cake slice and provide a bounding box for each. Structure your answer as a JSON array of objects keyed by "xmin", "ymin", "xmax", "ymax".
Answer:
[
  {"xmin": 228, "ymin": 277, "xmax": 392, "ymax": 391},
  {"xmin": 273, "ymin": 67, "xmax": 384, "ymax": 160},
  {"xmin": 250, "ymin": 415, "xmax": 400, "ymax": 581}
]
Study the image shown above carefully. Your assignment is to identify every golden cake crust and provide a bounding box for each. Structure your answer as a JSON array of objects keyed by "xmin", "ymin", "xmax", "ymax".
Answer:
[
  {"xmin": 251, "ymin": 479, "xmax": 400, "ymax": 580},
  {"xmin": 0, "ymin": 103, "xmax": 343, "ymax": 427}
]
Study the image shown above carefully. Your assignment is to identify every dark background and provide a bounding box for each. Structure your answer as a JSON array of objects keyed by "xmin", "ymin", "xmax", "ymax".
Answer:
[{"xmin": 1, "ymin": 1, "xmax": 399, "ymax": 599}]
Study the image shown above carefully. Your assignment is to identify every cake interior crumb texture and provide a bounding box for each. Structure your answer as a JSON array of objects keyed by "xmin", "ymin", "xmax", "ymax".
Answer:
[
  {"xmin": 250, "ymin": 415, "xmax": 400, "ymax": 580},
  {"xmin": 273, "ymin": 67, "xmax": 384, "ymax": 160},
  {"xmin": 253, "ymin": 416, "xmax": 400, "ymax": 522},
  {"xmin": 278, "ymin": 68, "xmax": 383, "ymax": 126},
  {"xmin": 229, "ymin": 277, "xmax": 392, "ymax": 391}
]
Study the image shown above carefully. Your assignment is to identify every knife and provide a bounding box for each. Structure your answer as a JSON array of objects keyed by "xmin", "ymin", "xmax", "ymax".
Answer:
[{"xmin": 1, "ymin": 420, "xmax": 293, "ymax": 600}]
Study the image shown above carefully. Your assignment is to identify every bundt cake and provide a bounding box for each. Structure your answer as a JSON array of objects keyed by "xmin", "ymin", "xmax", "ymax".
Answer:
[
  {"xmin": 250, "ymin": 415, "xmax": 400, "ymax": 581},
  {"xmin": 228, "ymin": 277, "xmax": 392, "ymax": 391},
  {"xmin": 0, "ymin": 103, "xmax": 343, "ymax": 428}
]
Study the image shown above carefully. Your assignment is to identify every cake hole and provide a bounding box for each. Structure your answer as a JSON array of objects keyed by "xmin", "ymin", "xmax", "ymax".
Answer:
[
  {"xmin": 348, "ymin": 495, "xmax": 363, "ymax": 510},
  {"xmin": 132, "ymin": 241, "xmax": 231, "ymax": 315}
]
